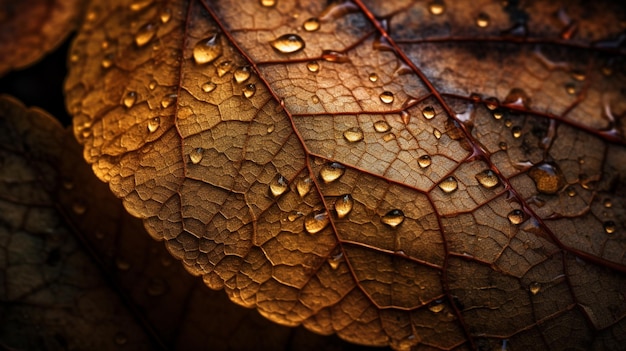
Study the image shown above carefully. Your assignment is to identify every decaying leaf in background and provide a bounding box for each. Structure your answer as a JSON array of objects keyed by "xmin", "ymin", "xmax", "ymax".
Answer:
[{"xmin": 59, "ymin": 0, "xmax": 626, "ymax": 349}]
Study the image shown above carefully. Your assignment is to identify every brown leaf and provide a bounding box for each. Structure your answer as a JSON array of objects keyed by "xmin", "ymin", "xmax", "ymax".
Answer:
[{"xmin": 65, "ymin": 0, "xmax": 626, "ymax": 349}]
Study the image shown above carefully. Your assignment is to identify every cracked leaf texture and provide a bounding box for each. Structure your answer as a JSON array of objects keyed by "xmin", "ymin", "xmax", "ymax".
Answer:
[{"xmin": 65, "ymin": 0, "xmax": 626, "ymax": 349}]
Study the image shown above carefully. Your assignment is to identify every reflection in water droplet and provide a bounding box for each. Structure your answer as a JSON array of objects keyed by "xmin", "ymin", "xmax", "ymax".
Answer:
[
  {"xmin": 304, "ymin": 211, "xmax": 329, "ymax": 234},
  {"xmin": 234, "ymin": 66, "xmax": 251, "ymax": 83},
  {"xmin": 189, "ymin": 148, "xmax": 204, "ymax": 164},
  {"xmin": 161, "ymin": 94, "xmax": 176, "ymax": 108},
  {"xmin": 528, "ymin": 162, "xmax": 565, "ymax": 195},
  {"xmin": 270, "ymin": 34, "xmax": 305, "ymax": 54},
  {"xmin": 511, "ymin": 126, "xmax": 522, "ymax": 138},
  {"xmin": 193, "ymin": 34, "xmax": 222, "ymax": 64},
  {"xmin": 328, "ymin": 252, "xmax": 343, "ymax": 270},
  {"xmin": 160, "ymin": 8, "xmax": 172, "ymax": 23},
  {"xmin": 475, "ymin": 170, "xmax": 499, "ymax": 189},
  {"xmin": 369, "ymin": 73, "xmax": 378, "ymax": 82},
  {"xmin": 343, "ymin": 127, "xmax": 364, "ymax": 143},
  {"xmin": 382, "ymin": 133, "xmax": 396, "ymax": 142},
  {"xmin": 335, "ymin": 194, "xmax": 354, "ymax": 218},
  {"xmin": 433, "ymin": 128, "xmax": 442, "ymax": 139},
  {"xmin": 428, "ymin": 300, "xmax": 444, "ymax": 313},
  {"xmin": 476, "ymin": 12, "xmax": 490, "ymax": 27},
  {"xmin": 418, "ymin": 155, "xmax": 432, "ymax": 168},
  {"xmin": 439, "ymin": 177, "xmax": 458, "ymax": 193},
  {"xmin": 381, "ymin": 209, "xmax": 405, "ymax": 228},
  {"xmin": 379, "ymin": 91, "xmax": 394, "ymax": 104},
  {"xmin": 320, "ymin": 162, "xmax": 345, "ymax": 183},
  {"xmin": 306, "ymin": 61, "xmax": 320, "ymax": 73},
  {"xmin": 303, "ymin": 17, "xmax": 320, "ymax": 31},
  {"xmin": 422, "ymin": 106, "xmax": 435, "ymax": 119},
  {"xmin": 114, "ymin": 332, "xmax": 128, "ymax": 345},
  {"xmin": 604, "ymin": 221, "xmax": 616, "ymax": 234},
  {"xmin": 269, "ymin": 174, "xmax": 288, "ymax": 197},
  {"xmin": 135, "ymin": 23, "xmax": 156, "ymax": 47},
  {"xmin": 147, "ymin": 117, "xmax": 160, "ymax": 132},
  {"xmin": 428, "ymin": 1, "xmax": 445, "ymax": 15},
  {"xmin": 243, "ymin": 84, "xmax": 256, "ymax": 98},
  {"xmin": 508, "ymin": 209, "xmax": 525, "ymax": 225},
  {"xmin": 260, "ymin": 0, "xmax": 276, "ymax": 7},
  {"xmin": 123, "ymin": 91, "xmax": 137, "ymax": 108},
  {"xmin": 201, "ymin": 82, "xmax": 216, "ymax": 93},
  {"xmin": 529, "ymin": 282, "xmax": 541, "ymax": 295},
  {"xmin": 146, "ymin": 278, "xmax": 168, "ymax": 296},
  {"xmin": 296, "ymin": 177, "xmax": 313, "ymax": 197},
  {"xmin": 373, "ymin": 120, "xmax": 390, "ymax": 133}
]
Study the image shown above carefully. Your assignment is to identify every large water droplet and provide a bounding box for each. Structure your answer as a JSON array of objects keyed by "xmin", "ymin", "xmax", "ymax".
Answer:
[
  {"xmin": 503, "ymin": 88, "xmax": 530, "ymax": 108},
  {"xmin": 234, "ymin": 66, "xmax": 251, "ymax": 83},
  {"xmin": 475, "ymin": 169, "xmax": 499, "ymax": 189},
  {"xmin": 507, "ymin": 209, "xmax": 525, "ymax": 225},
  {"xmin": 296, "ymin": 177, "xmax": 313, "ymax": 197},
  {"xmin": 335, "ymin": 194, "xmax": 354, "ymax": 218},
  {"xmin": 201, "ymin": 81, "xmax": 216, "ymax": 93},
  {"xmin": 269, "ymin": 174, "xmax": 288, "ymax": 197},
  {"xmin": 418, "ymin": 155, "xmax": 432, "ymax": 168},
  {"xmin": 135, "ymin": 23, "xmax": 156, "ymax": 47},
  {"xmin": 381, "ymin": 209, "xmax": 405, "ymax": 228},
  {"xmin": 303, "ymin": 17, "xmax": 320, "ymax": 31},
  {"xmin": 528, "ymin": 162, "xmax": 565, "ymax": 195},
  {"xmin": 379, "ymin": 91, "xmax": 394, "ymax": 104},
  {"xmin": 604, "ymin": 221, "xmax": 616, "ymax": 234},
  {"xmin": 260, "ymin": 0, "xmax": 276, "ymax": 7},
  {"xmin": 343, "ymin": 127, "xmax": 364, "ymax": 143},
  {"xmin": 529, "ymin": 282, "xmax": 541, "ymax": 295},
  {"xmin": 320, "ymin": 162, "xmax": 345, "ymax": 183},
  {"xmin": 422, "ymin": 106, "xmax": 436, "ymax": 119},
  {"xmin": 189, "ymin": 148, "xmax": 204, "ymax": 164},
  {"xmin": 373, "ymin": 120, "xmax": 390, "ymax": 133},
  {"xmin": 476, "ymin": 12, "xmax": 490, "ymax": 27},
  {"xmin": 123, "ymin": 91, "xmax": 137, "ymax": 108},
  {"xmin": 193, "ymin": 34, "xmax": 222, "ymax": 64},
  {"xmin": 147, "ymin": 117, "xmax": 160, "ymax": 132},
  {"xmin": 146, "ymin": 278, "xmax": 168, "ymax": 296},
  {"xmin": 270, "ymin": 34, "xmax": 305, "ymax": 54},
  {"xmin": 243, "ymin": 84, "xmax": 256, "ymax": 98},
  {"xmin": 306, "ymin": 60, "xmax": 320, "ymax": 73},
  {"xmin": 438, "ymin": 177, "xmax": 458, "ymax": 193},
  {"xmin": 304, "ymin": 211, "xmax": 329, "ymax": 234},
  {"xmin": 428, "ymin": 1, "xmax": 445, "ymax": 15}
]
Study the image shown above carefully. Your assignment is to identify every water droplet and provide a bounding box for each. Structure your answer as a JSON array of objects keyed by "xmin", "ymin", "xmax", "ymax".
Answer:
[
  {"xmin": 334, "ymin": 194, "xmax": 354, "ymax": 218},
  {"xmin": 571, "ymin": 71, "xmax": 586, "ymax": 81},
  {"xmin": 484, "ymin": 97, "xmax": 499, "ymax": 110},
  {"xmin": 201, "ymin": 81, "xmax": 216, "ymax": 93},
  {"xmin": 304, "ymin": 211, "xmax": 329, "ymax": 234},
  {"xmin": 603, "ymin": 199, "xmax": 613, "ymax": 208},
  {"xmin": 565, "ymin": 83, "xmax": 576, "ymax": 95},
  {"xmin": 130, "ymin": 0, "xmax": 153, "ymax": 11},
  {"xmin": 321, "ymin": 50, "xmax": 350, "ymax": 63},
  {"xmin": 343, "ymin": 127, "xmax": 364, "ymax": 143},
  {"xmin": 147, "ymin": 117, "xmax": 160, "ymax": 132},
  {"xmin": 115, "ymin": 257, "xmax": 131, "ymax": 271},
  {"xmin": 503, "ymin": 88, "xmax": 530, "ymax": 108},
  {"xmin": 160, "ymin": 8, "xmax": 172, "ymax": 23},
  {"xmin": 476, "ymin": 12, "xmax": 490, "ymax": 27},
  {"xmin": 373, "ymin": 120, "xmax": 390, "ymax": 133},
  {"xmin": 528, "ymin": 162, "xmax": 565, "ymax": 195},
  {"xmin": 439, "ymin": 177, "xmax": 458, "ymax": 193},
  {"xmin": 499, "ymin": 141, "xmax": 508, "ymax": 150},
  {"xmin": 328, "ymin": 252, "xmax": 343, "ymax": 270},
  {"xmin": 311, "ymin": 95, "xmax": 320, "ymax": 104},
  {"xmin": 306, "ymin": 61, "xmax": 320, "ymax": 73},
  {"xmin": 320, "ymin": 162, "xmax": 345, "ymax": 183},
  {"xmin": 122, "ymin": 91, "xmax": 137, "ymax": 108},
  {"xmin": 296, "ymin": 177, "xmax": 313, "ymax": 197},
  {"xmin": 368, "ymin": 73, "xmax": 378, "ymax": 82},
  {"xmin": 422, "ymin": 106, "xmax": 436, "ymax": 119},
  {"xmin": 379, "ymin": 91, "xmax": 394, "ymax": 104},
  {"xmin": 146, "ymin": 278, "xmax": 168, "ymax": 296},
  {"xmin": 114, "ymin": 332, "xmax": 128, "ymax": 345},
  {"xmin": 418, "ymin": 155, "xmax": 432, "ymax": 168},
  {"xmin": 511, "ymin": 126, "xmax": 522, "ymax": 138},
  {"xmin": 70, "ymin": 53, "xmax": 80, "ymax": 62},
  {"xmin": 507, "ymin": 209, "xmax": 525, "ymax": 225},
  {"xmin": 149, "ymin": 80, "xmax": 157, "ymax": 90},
  {"xmin": 475, "ymin": 170, "xmax": 499, "ymax": 189},
  {"xmin": 303, "ymin": 17, "xmax": 320, "ymax": 31},
  {"xmin": 381, "ymin": 209, "xmax": 405, "ymax": 228},
  {"xmin": 260, "ymin": 0, "xmax": 276, "ymax": 7},
  {"xmin": 428, "ymin": 1, "xmax": 445, "ymax": 15},
  {"xmin": 428, "ymin": 299, "xmax": 445, "ymax": 313},
  {"xmin": 72, "ymin": 201, "xmax": 86, "ymax": 215},
  {"xmin": 529, "ymin": 282, "xmax": 541, "ymax": 295},
  {"xmin": 242, "ymin": 84, "xmax": 256, "ymax": 98},
  {"xmin": 433, "ymin": 128, "xmax": 442, "ymax": 139},
  {"xmin": 193, "ymin": 34, "xmax": 222, "ymax": 64},
  {"xmin": 270, "ymin": 34, "xmax": 305, "ymax": 54},
  {"xmin": 504, "ymin": 119, "xmax": 513, "ymax": 128},
  {"xmin": 217, "ymin": 61, "xmax": 232, "ymax": 77},
  {"xmin": 382, "ymin": 133, "xmax": 396, "ymax": 142},
  {"xmin": 189, "ymin": 148, "xmax": 204, "ymax": 164},
  {"xmin": 493, "ymin": 110, "xmax": 503, "ymax": 120},
  {"xmin": 161, "ymin": 94, "xmax": 176, "ymax": 108},
  {"xmin": 604, "ymin": 221, "xmax": 616, "ymax": 234},
  {"xmin": 135, "ymin": 23, "xmax": 156, "ymax": 47},
  {"xmin": 286, "ymin": 211, "xmax": 303, "ymax": 222},
  {"xmin": 267, "ymin": 124, "xmax": 275, "ymax": 133},
  {"xmin": 234, "ymin": 66, "xmax": 251, "ymax": 83},
  {"xmin": 400, "ymin": 110, "xmax": 410, "ymax": 125},
  {"xmin": 101, "ymin": 55, "xmax": 113, "ymax": 69},
  {"xmin": 269, "ymin": 174, "xmax": 288, "ymax": 197},
  {"xmin": 567, "ymin": 187, "xmax": 576, "ymax": 197},
  {"xmin": 62, "ymin": 179, "xmax": 74, "ymax": 190}
]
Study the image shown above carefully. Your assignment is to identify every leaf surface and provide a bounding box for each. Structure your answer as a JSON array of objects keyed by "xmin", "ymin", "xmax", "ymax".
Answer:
[{"xmin": 65, "ymin": 0, "xmax": 626, "ymax": 349}]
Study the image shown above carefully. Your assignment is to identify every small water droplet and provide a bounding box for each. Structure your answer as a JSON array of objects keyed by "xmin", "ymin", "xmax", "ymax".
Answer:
[
  {"xmin": 433, "ymin": 128, "xmax": 442, "ymax": 139},
  {"xmin": 161, "ymin": 94, "xmax": 176, "ymax": 108},
  {"xmin": 193, "ymin": 34, "xmax": 222, "ymax": 64},
  {"xmin": 115, "ymin": 257, "xmax": 131, "ymax": 271},
  {"xmin": 566, "ymin": 187, "xmax": 576, "ymax": 197},
  {"xmin": 335, "ymin": 194, "xmax": 354, "ymax": 218},
  {"xmin": 304, "ymin": 211, "xmax": 329, "ymax": 234},
  {"xmin": 260, "ymin": 0, "xmax": 276, "ymax": 7},
  {"xmin": 303, "ymin": 17, "xmax": 320, "ymax": 31},
  {"xmin": 72, "ymin": 201, "xmax": 86, "ymax": 215},
  {"xmin": 70, "ymin": 53, "xmax": 80, "ymax": 62},
  {"xmin": 160, "ymin": 8, "xmax": 172, "ymax": 23},
  {"xmin": 381, "ymin": 209, "xmax": 405, "ymax": 228},
  {"xmin": 382, "ymin": 133, "xmax": 396, "ymax": 142},
  {"xmin": 234, "ymin": 66, "xmax": 251, "ymax": 83},
  {"xmin": 379, "ymin": 91, "xmax": 394, "ymax": 104},
  {"xmin": 499, "ymin": 142, "xmax": 508, "ymax": 150},
  {"xmin": 400, "ymin": 110, "xmax": 410, "ymax": 125},
  {"xmin": 135, "ymin": 23, "xmax": 156, "ymax": 47},
  {"xmin": 476, "ymin": 12, "xmax": 490, "ymax": 27},
  {"xmin": 484, "ymin": 97, "xmax": 499, "ymax": 110},
  {"xmin": 529, "ymin": 282, "xmax": 541, "ymax": 295},
  {"xmin": 62, "ymin": 179, "xmax": 74, "ymax": 190},
  {"xmin": 296, "ymin": 177, "xmax": 313, "ymax": 197},
  {"xmin": 269, "ymin": 174, "xmax": 288, "ymax": 197},
  {"xmin": 130, "ymin": 0, "xmax": 153, "ymax": 11},
  {"xmin": 475, "ymin": 170, "xmax": 499, "ymax": 189},
  {"xmin": 270, "ymin": 34, "xmax": 305, "ymax": 54},
  {"xmin": 604, "ymin": 221, "xmax": 616, "ymax": 234},
  {"xmin": 418, "ymin": 155, "xmax": 432, "ymax": 168},
  {"xmin": 507, "ymin": 209, "xmax": 525, "ymax": 225},
  {"xmin": 242, "ymin": 84, "xmax": 256, "ymax": 98},
  {"xmin": 328, "ymin": 252, "xmax": 343, "ymax": 270},
  {"xmin": 320, "ymin": 162, "xmax": 345, "ymax": 183},
  {"xmin": 306, "ymin": 60, "xmax": 320, "ymax": 73},
  {"xmin": 439, "ymin": 177, "xmax": 458, "ymax": 193},
  {"xmin": 311, "ymin": 95, "xmax": 320, "ymax": 104},
  {"xmin": 189, "ymin": 148, "xmax": 204, "ymax": 164},
  {"xmin": 504, "ymin": 119, "xmax": 513, "ymax": 128},
  {"xmin": 286, "ymin": 211, "xmax": 303, "ymax": 222},
  {"xmin": 503, "ymin": 88, "xmax": 530, "ymax": 108},
  {"xmin": 428, "ymin": 299, "xmax": 445, "ymax": 313},
  {"xmin": 493, "ymin": 110, "xmax": 503, "ymax": 120},
  {"xmin": 511, "ymin": 126, "xmax": 522, "ymax": 138},
  {"xmin": 368, "ymin": 73, "xmax": 378, "ymax": 82},
  {"xmin": 373, "ymin": 120, "xmax": 390, "ymax": 133},
  {"xmin": 565, "ymin": 83, "xmax": 576, "ymax": 95},
  {"xmin": 603, "ymin": 199, "xmax": 613, "ymax": 208},
  {"xmin": 101, "ymin": 55, "xmax": 113, "ymax": 69},
  {"xmin": 422, "ymin": 106, "xmax": 436, "ymax": 119},
  {"xmin": 201, "ymin": 81, "xmax": 216, "ymax": 93},
  {"xmin": 217, "ymin": 61, "xmax": 232, "ymax": 77},
  {"xmin": 114, "ymin": 332, "xmax": 128, "ymax": 345},
  {"xmin": 267, "ymin": 124, "xmax": 275, "ymax": 133},
  {"xmin": 528, "ymin": 162, "xmax": 565, "ymax": 195},
  {"xmin": 147, "ymin": 117, "xmax": 160, "ymax": 132},
  {"xmin": 343, "ymin": 127, "xmax": 364, "ymax": 143},
  {"xmin": 428, "ymin": 1, "xmax": 445, "ymax": 15},
  {"xmin": 321, "ymin": 50, "xmax": 350, "ymax": 63},
  {"xmin": 123, "ymin": 91, "xmax": 137, "ymax": 108},
  {"xmin": 149, "ymin": 80, "xmax": 157, "ymax": 90},
  {"xmin": 146, "ymin": 278, "xmax": 168, "ymax": 296}
]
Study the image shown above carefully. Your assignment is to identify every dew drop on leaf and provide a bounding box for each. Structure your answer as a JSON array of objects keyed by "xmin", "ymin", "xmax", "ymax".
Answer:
[
  {"xmin": 189, "ymin": 148, "xmax": 204, "ymax": 164},
  {"xmin": 503, "ymin": 88, "xmax": 531, "ymax": 108},
  {"xmin": 484, "ymin": 97, "xmax": 499, "ymax": 110},
  {"xmin": 439, "ymin": 177, "xmax": 458, "ymax": 193},
  {"xmin": 382, "ymin": 133, "xmax": 396, "ymax": 142},
  {"xmin": 493, "ymin": 110, "xmax": 503, "ymax": 120},
  {"xmin": 381, "ymin": 209, "xmax": 405, "ymax": 228},
  {"xmin": 565, "ymin": 83, "xmax": 576, "ymax": 95},
  {"xmin": 242, "ymin": 83, "xmax": 256, "ymax": 98},
  {"xmin": 201, "ymin": 82, "xmax": 216, "ymax": 93},
  {"xmin": 269, "ymin": 174, "xmax": 288, "ymax": 197},
  {"xmin": 147, "ymin": 117, "xmax": 160, "ymax": 133},
  {"xmin": 528, "ymin": 162, "xmax": 565, "ymax": 195},
  {"xmin": 135, "ymin": 23, "xmax": 156, "ymax": 47},
  {"xmin": 270, "ymin": 34, "xmax": 305, "ymax": 54},
  {"xmin": 475, "ymin": 169, "xmax": 499, "ymax": 189},
  {"xmin": 335, "ymin": 194, "xmax": 354, "ymax": 218},
  {"xmin": 72, "ymin": 201, "xmax": 86, "ymax": 215},
  {"xmin": 507, "ymin": 209, "xmax": 525, "ymax": 225},
  {"xmin": 160, "ymin": 8, "xmax": 171, "ymax": 23},
  {"xmin": 604, "ymin": 199, "xmax": 613, "ymax": 208},
  {"xmin": 129, "ymin": 0, "xmax": 153, "ymax": 11},
  {"xmin": 373, "ymin": 120, "xmax": 390, "ymax": 133},
  {"xmin": 476, "ymin": 12, "xmax": 490, "ymax": 27},
  {"xmin": 304, "ymin": 211, "xmax": 329, "ymax": 234},
  {"xmin": 320, "ymin": 162, "xmax": 345, "ymax": 183},
  {"xmin": 303, "ymin": 17, "xmax": 320, "ymax": 31},
  {"xmin": 511, "ymin": 126, "xmax": 522, "ymax": 138},
  {"xmin": 233, "ymin": 66, "xmax": 251, "ymax": 83},
  {"xmin": 146, "ymin": 278, "xmax": 168, "ymax": 296},
  {"xmin": 306, "ymin": 60, "xmax": 320, "ymax": 73},
  {"xmin": 321, "ymin": 50, "xmax": 350, "ymax": 63},
  {"xmin": 499, "ymin": 141, "xmax": 508, "ymax": 150},
  {"xmin": 529, "ymin": 282, "xmax": 541, "ymax": 295},
  {"xmin": 368, "ymin": 72, "xmax": 378, "ymax": 82},
  {"xmin": 122, "ymin": 91, "xmax": 137, "ymax": 108},
  {"xmin": 433, "ymin": 128, "xmax": 442, "ymax": 139},
  {"xmin": 296, "ymin": 177, "xmax": 313, "ymax": 197},
  {"xmin": 379, "ymin": 91, "xmax": 394, "ymax": 104},
  {"xmin": 101, "ymin": 55, "xmax": 113, "ymax": 69},
  {"xmin": 428, "ymin": 300, "xmax": 444, "ymax": 313},
  {"xmin": 604, "ymin": 221, "xmax": 616, "ymax": 234},
  {"xmin": 343, "ymin": 127, "xmax": 364, "ymax": 143},
  {"xmin": 260, "ymin": 0, "xmax": 276, "ymax": 7},
  {"xmin": 428, "ymin": 0, "xmax": 445, "ymax": 15},
  {"xmin": 567, "ymin": 187, "xmax": 577, "ymax": 197},
  {"xmin": 193, "ymin": 34, "xmax": 222, "ymax": 64},
  {"xmin": 422, "ymin": 105, "xmax": 435, "ymax": 119},
  {"xmin": 115, "ymin": 257, "xmax": 131, "ymax": 271},
  {"xmin": 217, "ymin": 61, "xmax": 232, "ymax": 77},
  {"xmin": 328, "ymin": 252, "xmax": 343, "ymax": 270},
  {"xmin": 148, "ymin": 80, "xmax": 157, "ymax": 90},
  {"xmin": 160, "ymin": 94, "xmax": 176, "ymax": 108},
  {"xmin": 418, "ymin": 155, "xmax": 432, "ymax": 168}
]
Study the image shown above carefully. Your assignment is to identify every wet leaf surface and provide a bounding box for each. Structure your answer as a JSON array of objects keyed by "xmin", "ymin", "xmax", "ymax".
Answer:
[{"xmin": 63, "ymin": 0, "xmax": 626, "ymax": 349}]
